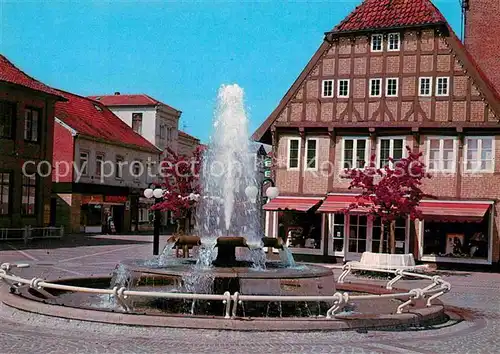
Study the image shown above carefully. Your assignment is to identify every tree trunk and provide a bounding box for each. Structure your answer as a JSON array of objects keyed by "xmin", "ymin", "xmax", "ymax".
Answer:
[
  {"xmin": 389, "ymin": 220, "xmax": 396, "ymax": 254},
  {"xmin": 379, "ymin": 223, "xmax": 385, "ymax": 253}
]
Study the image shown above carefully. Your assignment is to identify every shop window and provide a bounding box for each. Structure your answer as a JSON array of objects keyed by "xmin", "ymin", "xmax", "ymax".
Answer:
[
  {"xmin": 80, "ymin": 204, "xmax": 103, "ymax": 227},
  {"xmin": 342, "ymin": 137, "xmax": 369, "ymax": 169},
  {"xmin": 278, "ymin": 211, "xmax": 322, "ymax": 251},
  {"xmin": 348, "ymin": 215, "xmax": 367, "ymax": 253},
  {"xmin": 369, "ymin": 78, "xmax": 382, "ymax": 97},
  {"xmin": 330, "ymin": 213, "xmax": 345, "ymax": 253},
  {"xmin": 427, "ymin": 137, "xmax": 457, "ymax": 172},
  {"xmin": 378, "ymin": 137, "xmax": 404, "ymax": 168},
  {"xmin": 138, "ymin": 208, "xmax": 149, "ymax": 222},
  {"xmin": 287, "ymin": 138, "xmax": 300, "ymax": 170},
  {"xmin": 24, "ymin": 107, "xmax": 40, "ymax": 143},
  {"xmin": 423, "ymin": 218, "xmax": 489, "ymax": 260},
  {"xmin": 322, "ymin": 80, "xmax": 334, "ymax": 98},
  {"xmin": 132, "ymin": 113, "xmax": 143, "ymax": 135},
  {"xmin": 388, "ymin": 33, "xmax": 400, "ymax": 51},
  {"xmin": 21, "ymin": 175, "xmax": 36, "ymax": 215},
  {"xmin": 465, "ymin": 137, "xmax": 494, "ymax": 172},
  {"xmin": 372, "ymin": 218, "xmax": 407, "ymax": 254},
  {"xmin": 0, "ymin": 100, "xmax": 15, "ymax": 139},
  {"xmin": 0, "ymin": 172, "xmax": 11, "ymax": 215},
  {"xmin": 305, "ymin": 138, "xmax": 317, "ymax": 170},
  {"xmin": 371, "ymin": 34, "xmax": 383, "ymax": 52}
]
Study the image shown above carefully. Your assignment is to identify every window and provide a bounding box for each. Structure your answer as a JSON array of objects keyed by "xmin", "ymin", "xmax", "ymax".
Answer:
[
  {"xmin": 371, "ymin": 34, "xmax": 383, "ymax": 52},
  {"xmin": 330, "ymin": 214, "xmax": 345, "ymax": 254},
  {"xmin": 138, "ymin": 208, "xmax": 149, "ymax": 222},
  {"xmin": 132, "ymin": 113, "xmax": 143, "ymax": 135},
  {"xmin": 419, "ymin": 77, "xmax": 433, "ymax": 97},
  {"xmin": 386, "ymin": 78, "xmax": 399, "ymax": 97},
  {"xmin": 388, "ymin": 33, "xmax": 400, "ymax": 51},
  {"xmin": 369, "ymin": 78, "xmax": 382, "ymax": 97},
  {"xmin": 427, "ymin": 137, "xmax": 457, "ymax": 172},
  {"xmin": 305, "ymin": 139, "xmax": 318, "ymax": 170},
  {"xmin": 116, "ymin": 155, "xmax": 125, "ymax": 179},
  {"xmin": 338, "ymin": 79, "xmax": 350, "ymax": 98},
  {"xmin": 379, "ymin": 137, "xmax": 405, "ymax": 168},
  {"xmin": 24, "ymin": 108, "xmax": 40, "ymax": 142},
  {"xmin": 22, "ymin": 175, "xmax": 36, "ymax": 216},
  {"xmin": 436, "ymin": 77, "xmax": 449, "ymax": 96},
  {"xmin": 79, "ymin": 152, "xmax": 89, "ymax": 176},
  {"xmin": 342, "ymin": 138, "xmax": 369, "ymax": 169},
  {"xmin": 95, "ymin": 154, "xmax": 104, "ymax": 176},
  {"xmin": 465, "ymin": 137, "xmax": 494, "ymax": 172},
  {"xmin": 322, "ymin": 80, "xmax": 334, "ymax": 98},
  {"xmin": 287, "ymin": 138, "xmax": 300, "ymax": 170},
  {"xmin": 0, "ymin": 101, "xmax": 15, "ymax": 139},
  {"xmin": 132, "ymin": 160, "xmax": 142, "ymax": 179},
  {"xmin": 348, "ymin": 215, "xmax": 367, "ymax": 253},
  {"xmin": 0, "ymin": 172, "xmax": 10, "ymax": 215},
  {"xmin": 372, "ymin": 218, "xmax": 407, "ymax": 254},
  {"xmin": 159, "ymin": 125, "xmax": 165, "ymax": 139},
  {"xmin": 278, "ymin": 210, "xmax": 322, "ymax": 251}
]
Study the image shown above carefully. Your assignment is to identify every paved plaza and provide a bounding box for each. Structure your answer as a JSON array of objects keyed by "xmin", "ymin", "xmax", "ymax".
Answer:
[{"xmin": 0, "ymin": 235, "xmax": 499, "ymax": 353}]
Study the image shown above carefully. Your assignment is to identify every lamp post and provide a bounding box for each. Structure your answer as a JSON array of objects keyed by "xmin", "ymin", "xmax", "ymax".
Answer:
[
  {"xmin": 143, "ymin": 186, "xmax": 165, "ymax": 255},
  {"xmin": 244, "ymin": 179, "xmax": 279, "ymax": 233}
]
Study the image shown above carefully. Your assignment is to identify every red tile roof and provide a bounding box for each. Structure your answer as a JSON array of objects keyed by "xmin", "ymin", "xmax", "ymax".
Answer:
[
  {"xmin": 88, "ymin": 93, "xmax": 180, "ymax": 112},
  {"xmin": 55, "ymin": 90, "xmax": 160, "ymax": 152},
  {"xmin": 331, "ymin": 0, "xmax": 446, "ymax": 33},
  {"xmin": 0, "ymin": 54, "xmax": 65, "ymax": 99}
]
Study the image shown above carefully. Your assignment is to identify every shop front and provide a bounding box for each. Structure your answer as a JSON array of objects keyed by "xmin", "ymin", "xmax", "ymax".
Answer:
[
  {"xmin": 416, "ymin": 200, "xmax": 494, "ymax": 265},
  {"xmin": 80, "ymin": 195, "xmax": 104, "ymax": 233}
]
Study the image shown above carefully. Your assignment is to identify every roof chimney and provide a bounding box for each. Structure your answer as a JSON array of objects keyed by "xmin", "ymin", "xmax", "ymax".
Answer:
[{"xmin": 114, "ymin": 92, "xmax": 120, "ymax": 95}]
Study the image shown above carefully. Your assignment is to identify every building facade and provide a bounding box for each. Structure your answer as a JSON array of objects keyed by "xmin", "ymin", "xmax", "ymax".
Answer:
[
  {"xmin": 52, "ymin": 90, "xmax": 161, "ymax": 234},
  {"xmin": 178, "ymin": 130, "xmax": 201, "ymax": 157},
  {"xmin": 253, "ymin": 0, "xmax": 500, "ymax": 267},
  {"xmin": 88, "ymin": 93, "xmax": 181, "ymax": 154},
  {"xmin": 0, "ymin": 54, "xmax": 65, "ymax": 229}
]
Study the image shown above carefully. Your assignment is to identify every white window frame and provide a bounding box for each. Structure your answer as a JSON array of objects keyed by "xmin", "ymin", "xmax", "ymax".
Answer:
[
  {"xmin": 79, "ymin": 151, "xmax": 89, "ymax": 176},
  {"xmin": 341, "ymin": 137, "xmax": 370, "ymax": 170},
  {"xmin": 464, "ymin": 136, "xmax": 495, "ymax": 173},
  {"xmin": 95, "ymin": 153, "xmax": 104, "ymax": 177},
  {"xmin": 305, "ymin": 138, "xmax": 319, "ymax": 171},
  {"xmin": 436, "ymin": 77, "xmax": 450, "ymax": 96},
  {"xmin": 425, "ymin": 137, "xmax": 458, "ymax": 173},
  {"xmin": 328, "ymin": 213, "xmax": 346, "ymax": 257},
  {"xmin": 377, "ymin": 136, "xmax": 406, "ymax": 168},
  {"xmin": 287, "ymin": 138, "xmax": 301, "ymax": 171},
  {"xmin": 369, "ymin": 78, "xmax": 382, "ymax": 98},
  {"xmin": 419, "ymin": 77, "xmax": 433, "ymax": 97},
  {"xmin": 371, "ymin": 34, "xmax": 383, "ymax": 52},
  {"xmin": 321, "ymin": 80, "xmax": 334, "ymax": 98},
  {"xmin": 388, "ymin": 33, "xmax": 401, "ymax": 51},
  {"xmin": 385, "ymin": 78, "xmax": 399, "ymax": 97},
  {"xmin": 337, "ymin": 79, "xmax": 350, "ymax": 98},
  {"xmin": 115, "ymin": 155, "xmax": 125, "ymax": 179}
]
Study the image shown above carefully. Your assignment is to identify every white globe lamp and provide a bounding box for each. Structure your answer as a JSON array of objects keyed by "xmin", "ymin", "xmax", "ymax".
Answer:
[
  {"xmin": 153, "ymin": 188, "xmax": 164, "ymax": 199},
  {"xmin": 143, "ymin": 188, "xmax": 154, "ymax": 199},
  {"xmin": 245, "ymin": 185, "xmax": 259, "ymax": 203},
  {"xmin": 266, "ymin": 186, "xmax": 280, "ymax": 200}
]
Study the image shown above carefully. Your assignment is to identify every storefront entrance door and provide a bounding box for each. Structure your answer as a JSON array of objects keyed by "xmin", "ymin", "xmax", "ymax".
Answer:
[{"xmin": 345, "ymin": 215, "xmax": 368, "ymax": 261}]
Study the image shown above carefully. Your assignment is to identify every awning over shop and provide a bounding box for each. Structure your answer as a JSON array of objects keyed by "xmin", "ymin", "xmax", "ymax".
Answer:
[
  {"xmin": 317, "ymin": 194, "xmax": 370, "ymax": 213},
  {"xmin": 417, "ymin": 201, "xmax": 492, "ymax": 223},
  {"xmin": 263, "ymin": 197, "xmax": 323, "ymax": 212}
]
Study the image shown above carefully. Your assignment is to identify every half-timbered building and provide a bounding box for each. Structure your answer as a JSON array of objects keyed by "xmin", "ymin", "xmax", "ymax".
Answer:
[{"xmin": 253, "ymin": 0, "xmax": 500, "ymax": 267}]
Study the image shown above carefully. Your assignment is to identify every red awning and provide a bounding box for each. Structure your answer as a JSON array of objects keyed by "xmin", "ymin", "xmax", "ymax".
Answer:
[
  {"xmin": 317, "ymin": 195, "xmax": 370, "ymax": 213},
  {"xmin": 418, "ymin": 201, "xmax": 491, "ymax": 223},
  {"xmin": 263, "ymin": 197, "xmax": 323, "ymax": 212}
]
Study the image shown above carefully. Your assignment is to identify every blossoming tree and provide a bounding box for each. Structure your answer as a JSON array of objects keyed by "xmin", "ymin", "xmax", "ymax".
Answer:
[
  {"xmin": 343, "ymin": 147, "xmax": 431, "ymax": 254},
  {"xmin": 153, "ymin": 146, "xmax": 204, "ymax": 234}
]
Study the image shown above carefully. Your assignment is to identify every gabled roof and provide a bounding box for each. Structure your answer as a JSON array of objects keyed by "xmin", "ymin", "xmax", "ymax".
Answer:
[
  {"xmin": 0, "ymin": 54, "xmax": 65, "ymax": 100},
  {"xmin": 330, "ymin": 0, "xmax": 446, "ymax": 34},
  {"xmin": 55, "ymin": 90, "xmax": 160, "ymax": 153},
  {"xmin": 88, "ymin": 93, "xmax": 180, "ymax": 112}
]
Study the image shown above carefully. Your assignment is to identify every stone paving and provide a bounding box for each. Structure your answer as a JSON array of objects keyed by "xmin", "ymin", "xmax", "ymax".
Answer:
[{"xmin": 0, "ymin": 235, "xmax": 499, "ymax": 353}]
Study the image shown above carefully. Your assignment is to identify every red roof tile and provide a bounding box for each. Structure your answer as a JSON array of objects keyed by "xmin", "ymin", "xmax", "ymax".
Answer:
[
  {"xmin": 88, "ymin": 93, "xmax": 180, "ymax": 112},
  {"xmin": 0, "ymin": 54, "xmax": 65, "ymax": 99},
  {"xmin": 55, "ymin": 90, "xmax": 160, "ymax": 152},
  {"xmin": 331, "ymin": 0, "xmax": 446, "ymax": 33}
]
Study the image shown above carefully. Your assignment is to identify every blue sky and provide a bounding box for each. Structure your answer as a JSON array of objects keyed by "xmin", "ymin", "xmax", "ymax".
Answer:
[{"xmin": 0, "ymin": 0, "xmax": 462, "ymax": 143}]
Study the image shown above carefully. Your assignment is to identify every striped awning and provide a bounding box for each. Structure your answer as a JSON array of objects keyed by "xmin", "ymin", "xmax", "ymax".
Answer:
[
  {"xmin": 317, "ymin": 194, "xmax": 370, "ymax": 213},
  {"xmin": 263, "ymin": 197, "xmax": 323, "ymax": 212},
  {"xmin": 417, "ymin": 201, "xmax": 492, "ymax": 223}
]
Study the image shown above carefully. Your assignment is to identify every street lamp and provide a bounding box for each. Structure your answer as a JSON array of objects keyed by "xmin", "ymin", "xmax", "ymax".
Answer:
[
  {"xmin": 143, "ymin": 186, "xmax": 165, "ymax": 255},
  {"xmin": 252, "ymin": 178, "xmax": 279, "ymax": 233}
]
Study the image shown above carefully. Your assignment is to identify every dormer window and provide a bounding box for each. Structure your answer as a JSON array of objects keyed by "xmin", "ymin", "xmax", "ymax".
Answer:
[
  {"xmin": 388, "ymin": 33, "xmax": 400, "ymax": 51},
  {"xmin": 371, "ymin": 34, "xmax": 383, "ymax": 52}
]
